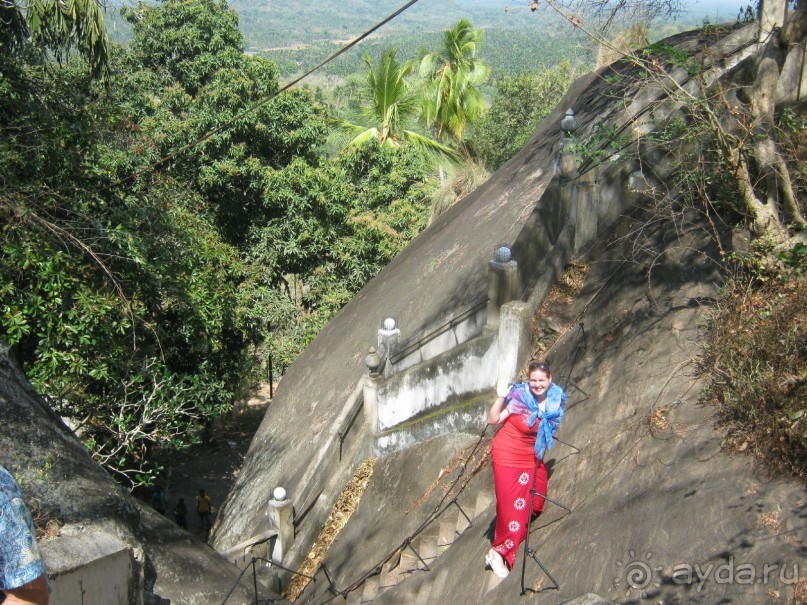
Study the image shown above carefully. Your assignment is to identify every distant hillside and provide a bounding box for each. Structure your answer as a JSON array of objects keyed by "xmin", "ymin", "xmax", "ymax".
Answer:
[
  {"xmin": 231, "ymin": 0, "xmax": 531, "ymax": 48},
  {"xmin": 230, "ymin": 0, "xmax": 747, "ymax": 49},
  {"xmin": 106, "ymin": 0, "xmax": 749, "ymax": 79}
]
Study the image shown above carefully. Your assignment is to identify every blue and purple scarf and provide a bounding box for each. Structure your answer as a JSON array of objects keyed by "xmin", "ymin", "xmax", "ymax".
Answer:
[{"xmin": 505, "ymin": 382, "xmax": 566, "ymax": 460}]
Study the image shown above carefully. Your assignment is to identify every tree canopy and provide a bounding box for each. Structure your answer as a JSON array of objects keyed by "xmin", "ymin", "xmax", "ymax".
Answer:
[
  {"xmin": 334, "ymin": 48, "xmax": 459, "ymax": 161},
  {"xmin": 0, "ymin": 0, "xmax": 439, "ymax": 487},
  {"xmin": 472, "ymin": 62, "xmax": 577, "ymax": 170}
]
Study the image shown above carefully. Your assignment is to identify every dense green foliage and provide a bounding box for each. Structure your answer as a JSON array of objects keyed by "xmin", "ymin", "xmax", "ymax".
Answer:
[
  {"xmin": 256, "ymin": 27, "xmax": 595, "ymax": 82},
  {"xmin": 1, "ymin": 35, "xmax": 259, "ymax": 485},
  {"xmin": 246, "ymin": 142, "xmax": 435, "ymax": 371},
  {"xmin": 1, "ymin": 0, "xmax": 437, "ymax": 487},
  {"xmin": 471, "ymin": 62, "xmax": 578, "ymax": 170},
  {"xmin": 1, "ymin": 0, "xmax": 109, "ymax": 77},
  {"xmin": 229, "ymin": 0, "xmax": 716, "ymax": 78}
]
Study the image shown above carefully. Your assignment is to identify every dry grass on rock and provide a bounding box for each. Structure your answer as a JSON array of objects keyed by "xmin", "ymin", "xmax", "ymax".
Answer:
[
  {"xmin": 531, "ymin": 260, "xmax": 589, "ymax": 359},
  {"xmin": 700, "ymin": 265, "xmax": 806, "ymax": 482},
  {"xmin": 285, "ymin": 458, "xmax": 374, "ymax": 601}
]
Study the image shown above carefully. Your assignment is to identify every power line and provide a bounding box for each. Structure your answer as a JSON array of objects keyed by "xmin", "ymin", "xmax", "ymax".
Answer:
[{"xmin": 110, "ymin": 0, "xmax": 422, "ymax": 191}]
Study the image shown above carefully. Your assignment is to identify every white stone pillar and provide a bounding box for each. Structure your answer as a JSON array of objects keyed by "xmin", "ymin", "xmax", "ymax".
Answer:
[
  {"xmin": 558, "ymin": 107, "xmax": 579, "ymax": 178},
  {"xmin": 377, "ymin": 318, "xmax": 400, "ymax": 379},
  {"xmin": 759, "ymin": 0, "xmax": 788, "ymax": 41},
  {"xmin": 573, "ymin": 161, "xmax": 601, "ymax": 255},
  {"xmin": 377, "ymin": 317, "xmax": 400, "ymax": 357},
  {"xmin": 267, "ymin": 487, "xmax": 293, "ymax": 564},
  {"xmin": 363, "ymin": 349, "xmax": 381, "ymax": 432},
  {"xmin": 496, "ymin": 301, "xmax": 532, "ymax": 388}
]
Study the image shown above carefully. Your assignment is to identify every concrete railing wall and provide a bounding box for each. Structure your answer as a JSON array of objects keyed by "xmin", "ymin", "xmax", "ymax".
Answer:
[
  {"xmin": 375, "ymin": 302, "xmax": 532, "ymax": 456},
  {"xmin": 41, "ymin": 530, "xmax": 140, "ymax": 605},
  {"xmin": 378, "ymin": 328, "xmax": 497, "ymax": 431}
]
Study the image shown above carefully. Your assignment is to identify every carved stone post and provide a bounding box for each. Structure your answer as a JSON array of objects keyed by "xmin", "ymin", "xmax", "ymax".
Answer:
[
  {"xmin": 267, "ymin": 487, "xmax": 293, "ymax": 564},
  {"xmin": 377, "ymin": 317, "xmax": 400, "ymax": 378},
  {"xmin": 760, "ymin": 0, "xmax": 787, "ymax": 40},
  {"xmin": 573, "ymin": 175, "xmax": 596, "ymax": 255},
  {"xmin": 558, "ymin": 107, "xmax": 590, "ymax": 253},
  {"xmin": 486, "ymin": 246, "xmax": 519, "ymax": 328},
  {"xmin": 559, "ymin": 107, "xmax": 579, "ymax": 179},
  {"xmin": 497, "ymin": 301, "xmax": 532, "ymax": 388},
  {"xmin": 363, "ymin": 347, "xmax": 381, "ymax": 431}
]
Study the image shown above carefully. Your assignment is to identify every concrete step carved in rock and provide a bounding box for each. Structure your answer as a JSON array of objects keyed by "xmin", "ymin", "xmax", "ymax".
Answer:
[{"xmin": 348, "ymin": 487, "xmax": 494, "ymax": 603}]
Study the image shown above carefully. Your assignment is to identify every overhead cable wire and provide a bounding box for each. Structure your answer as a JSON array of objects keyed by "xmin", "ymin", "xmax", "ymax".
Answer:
[{"xmin": 109, "ymin": 0, "xmax": 422, "ymax": 191}]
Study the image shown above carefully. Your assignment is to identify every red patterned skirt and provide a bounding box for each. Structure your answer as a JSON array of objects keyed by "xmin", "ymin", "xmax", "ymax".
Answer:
[{"xmin": 491, "ymin": 460, "xmax": 547, "ymax": 568}]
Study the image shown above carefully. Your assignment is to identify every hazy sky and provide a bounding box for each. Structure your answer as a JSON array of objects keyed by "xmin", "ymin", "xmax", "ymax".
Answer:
[{"xmin": 684, "ymin": 0, "xmax": 751, "ymax": 19}]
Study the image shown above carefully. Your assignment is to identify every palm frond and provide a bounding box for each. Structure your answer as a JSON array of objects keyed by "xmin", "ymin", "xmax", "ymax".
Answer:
[{"xmin": 9, "ymin": 0, "xmax": 110, "ymax": 78}]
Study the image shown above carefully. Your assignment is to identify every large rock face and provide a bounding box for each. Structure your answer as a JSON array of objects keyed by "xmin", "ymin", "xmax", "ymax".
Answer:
[
  {"xmin": 210, "ymin": 62, "xmax": 597, "ymax": 564},
  {"xmin": 295, "ymin": 207, "xmax": 805, "ymax": 605},
  {"xmin": 3, "ymin": 18, "xmax": 802, "ymax": 605},
  {"xmin": 213, "ymin": 21, "xmax": 804, "ymax": 605}
]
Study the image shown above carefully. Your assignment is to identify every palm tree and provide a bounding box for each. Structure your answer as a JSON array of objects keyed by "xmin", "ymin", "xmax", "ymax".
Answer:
[
  {"xmin": 418, "ymin": 19, "xmax": 490, "ymax": 148},
  {"xmin": 1, "ymin": 0, "xmax": 109, "ymax": 77},
  {"xmin": 335, "ymin": 48, "xmax": 459, "ymax": 161}
]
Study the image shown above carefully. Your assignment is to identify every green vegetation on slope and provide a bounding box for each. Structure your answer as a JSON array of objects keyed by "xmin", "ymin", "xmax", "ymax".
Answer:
[
  {"xmin": 471, "ymin": 61, "xmax": 580, "ymax": 170},
  {"xmin": 257, "ymin": 27, "xmax": 595, "ymax": 82}
]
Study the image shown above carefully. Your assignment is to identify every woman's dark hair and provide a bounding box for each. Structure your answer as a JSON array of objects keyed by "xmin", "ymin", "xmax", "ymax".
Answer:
[{"xmin": 528, "ymin": 360, "xmax": 551, "ymax": 374}]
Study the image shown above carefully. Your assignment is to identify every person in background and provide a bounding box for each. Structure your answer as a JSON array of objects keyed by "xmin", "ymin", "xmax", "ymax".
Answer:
[
  {"xmin": 0, "ymin": 465, "xmax": 49, "ymax": 605},
  {"xmin": 485, "ymin": 360, "xmax": 566, "ymax": 579},
  {"xmin": 173, "ymin": 497, "xmax": 188, "ymax": 529},
  {"xmin": 195, "ymin": 489, "xmax": 212, "ymax": 532}
]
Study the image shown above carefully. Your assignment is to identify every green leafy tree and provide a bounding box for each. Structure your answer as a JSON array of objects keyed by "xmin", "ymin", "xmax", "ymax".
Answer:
[
  {"xmin": 190, "ymin": 75, "xmax": 327, "ymax": 244},
  {"xmin": 0, "ymin": 0, "xmax": 443, "ymax": 488},
  {"xmin": 2, "ymin": 180, "xmax": 242, "ymax": 486},
  {"xmin": 0, "ymin": 0, "xmax": 288, "ymax": 487},
  {"xmin": 123, "ymin": 0, "xmax": 243, "ymax": 95},
  {"xmin": 472, "ymin": 62, "xmax": 577, "ymax": 171},
  {"xmin": 242, "ymin": 141, "xmax": 435, "ymax": 375},
  {"xmin": 418, "ymin": 19, "xmax": 490, "ymax": 148},
  {"xmin": 104, "ymin": 2, "xmax": 328, "ymax": 245}
]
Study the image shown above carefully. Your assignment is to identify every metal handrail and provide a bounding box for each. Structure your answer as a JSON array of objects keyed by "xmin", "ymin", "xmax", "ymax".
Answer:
[
  {"xmin": 336, "ymin": 395, "xmax": 364, "ymax": 461},
  {"xmin": 388, "ymin": 299, "xmax": 487, "ymax": 366}
]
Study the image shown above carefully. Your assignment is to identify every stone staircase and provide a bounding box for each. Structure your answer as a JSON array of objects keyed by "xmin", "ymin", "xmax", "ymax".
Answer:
[{"xmin": 345, "ymin": 489, "xmax": 493, "ymax": 605}]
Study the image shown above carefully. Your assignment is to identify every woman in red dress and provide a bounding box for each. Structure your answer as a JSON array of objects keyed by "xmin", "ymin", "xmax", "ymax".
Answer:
[{"xmin": 485, "ymin": 360, "xmax": 566, "ymax": 578}]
